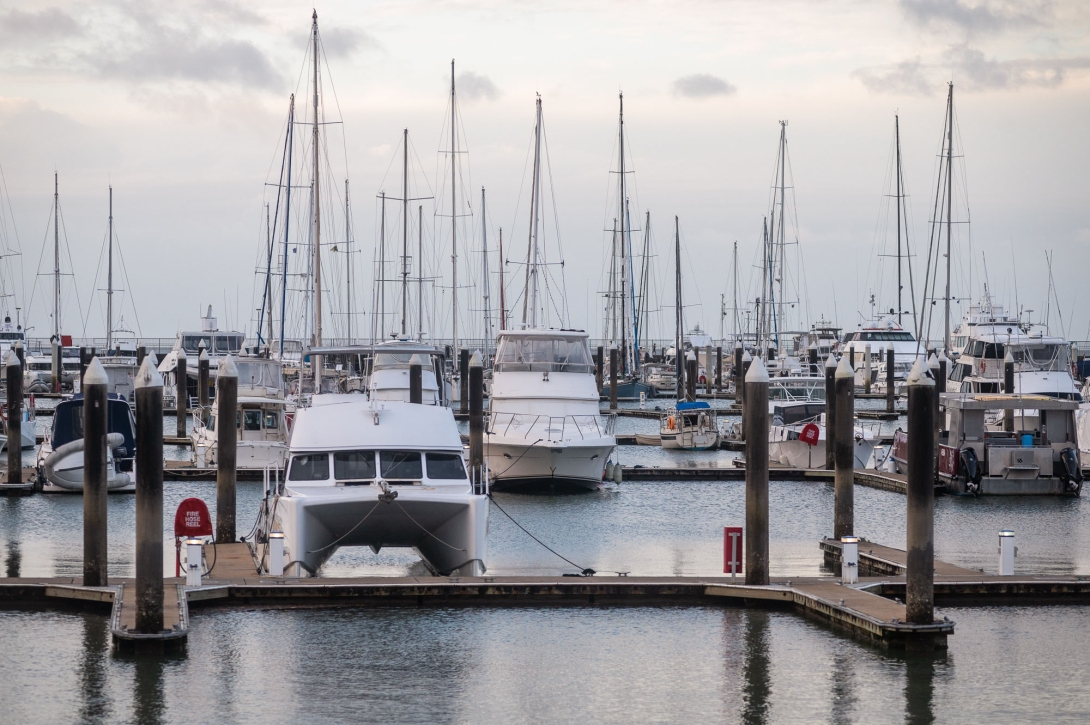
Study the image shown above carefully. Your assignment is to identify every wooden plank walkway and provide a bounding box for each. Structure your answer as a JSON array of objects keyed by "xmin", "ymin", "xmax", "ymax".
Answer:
[{"xmin": 820, "ymin": 537, "xmax": 980, "ymax": 577}]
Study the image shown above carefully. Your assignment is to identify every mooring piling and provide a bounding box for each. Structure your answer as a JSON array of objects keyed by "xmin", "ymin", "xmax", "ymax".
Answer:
[
  {"xmin": 5, "ymin": 352, "xmax": 20, "ymax": 485},
  {"xmin": 596, "ymin": 345, "xmax": 604, "ymax": 394},
  {"xmin": 216, "ymin": 355, "xmax": 238, "ymax": 544},
  {"xmin": 136, "ymin": 345, "xmax": 146, "ymax": 369},
  {"xmin": 83, "ymin": 357, "xmax": 109, "ymax": 587},
  {"xmin": 863, "ymin": 343, "xmax": 872, "ymax": 394},
  {"xmin": 459, "ymin": 348, "xmax": 469, "ymax": 414},
  {"xmin": 906, "ymin": 356, "xmax": 935, "ymax": 625},
  {"xmin": 686, "ymin": 350, "xmax": 698, "ymax": 402},
  {"xmin": 78, "ymin": 346, "xmax": 89, "ymax": 386},
  {"xmin": 51, "ymin": 340, "xmax": 60, "ymax": 393},
  {"xmin": 834, "ymin": 355, "xmax": 855, "ymax": 540},
  {"xmin": 14, "ymin": 339, "xmax": 23, "ymax": 372},
  {"xmin": 808, "ymin": 342, "xmax": 818, "ymax": 376},
  {"xmin": 134, "ymin": 356, "xmax": 164, "ymax": 634},
  {"xmin": 886, "ymin": 346, "xmax": 896, "ymax": 414},
  {"xmin": 176, "ymin": 348, "xmax": 187, "ymax": 438},
  {"xmin": 469, "ymin": 351, "xmax": 484, "ymax": 481},
  {"xmin": 825, "ymin": 353, "xmax": 837, "ymax": 471},
  {"xmin": 733, "ymin": 341, "xmax": 743, "ymax": 397},
  {"xmin": 1003, "ymin": 349, "xmax": 1015, "ymax": 432},
  {"xmin": 740, "ymin": 350, "xmax": 752, "ymax": 421},
  {"xmin": 744, "ymin": 356, "xmax": 770, "ymax": 586},
  {"xmin": 198, "ymin": 343, "xmax": 210, "ymax": 412},
  {"xmin": 409, "ymin": 354, "xmax": 423, "ymax": 405},
  {"xmin": 715, "ymin": 345, "xmax": 723, "ymax": 393}
]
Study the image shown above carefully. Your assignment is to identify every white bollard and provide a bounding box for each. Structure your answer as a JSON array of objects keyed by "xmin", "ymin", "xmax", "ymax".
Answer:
[
  {"xmin": 186, "ymin": 538, "xmax": 203, "ymax": 586},
  {"xmin": 999, "ymin": 530, "xmax": 1015, "ymax": 575},
  {"xmin": 195, "ymin": 444, "xmax": 207, "ymax": 469},
  {"xmin": 841, "ymin": 536, "xmax": 859, "ymax": 584},
  {"xmin": 269, "ymin": 531, "xmax": 285, "ymax": 576},
  {"xmin": 639, "ymin": 392, "xmax": 646, "ymax": 409}
]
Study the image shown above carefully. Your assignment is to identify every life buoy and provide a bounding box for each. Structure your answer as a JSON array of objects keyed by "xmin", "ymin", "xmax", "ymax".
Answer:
[
  {"xmin": 981, "ymin": 359, "xmax": 986, "ymax": 372},
  {"xmin": 667, "ymin": 416, "xmax": 676, "ymax": 430}
]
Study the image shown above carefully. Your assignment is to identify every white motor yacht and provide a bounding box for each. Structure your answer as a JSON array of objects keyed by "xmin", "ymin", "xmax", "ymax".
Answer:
[
  {"xmin": 252, "ymin": 394, "xmax": 488, "ymax": 576},
  {"xmin": 486, "ymin": 329, "xmax": 616, "ymax": 492},
  {"xmin": 839, "ymin": 314, "xmax": 921, "ymax": 392},
  {"xmin": 158, "ymin": 306, "xmax": 246, "ymax": 408}
]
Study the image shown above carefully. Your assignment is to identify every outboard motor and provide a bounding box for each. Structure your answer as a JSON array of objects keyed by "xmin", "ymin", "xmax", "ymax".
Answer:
[
  {"xmin": 1060, "ymin": 448, "xmax": 1082, "ymax": 495},
  {"xmin": 959, "ymin": 447, "xmax": 982, "ymax": 494}
]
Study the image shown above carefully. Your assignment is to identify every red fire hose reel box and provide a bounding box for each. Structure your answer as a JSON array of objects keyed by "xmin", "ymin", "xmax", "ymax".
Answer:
[
  {"xmin": 800, "ymin": 423, "xmax": 821, "ymax": 447},
  {"xmin": 174, "ymin": 498, "xmax": 213, "ymax": 576}
]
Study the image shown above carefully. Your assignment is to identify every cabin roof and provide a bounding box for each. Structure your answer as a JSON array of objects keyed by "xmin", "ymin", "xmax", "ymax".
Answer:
[
  {"xmin": 941, "ymin": 392, "xmax": 1078, "ymax": 411},
  {"xmin": 290, "ymin": 396, "xmax": 462, "ymax": 452}
]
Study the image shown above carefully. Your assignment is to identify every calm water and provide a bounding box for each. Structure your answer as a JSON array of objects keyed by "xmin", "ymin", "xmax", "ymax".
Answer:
[{"xmin": 3, "ymin": 418, "xmax": 1090, "ymax": 722}]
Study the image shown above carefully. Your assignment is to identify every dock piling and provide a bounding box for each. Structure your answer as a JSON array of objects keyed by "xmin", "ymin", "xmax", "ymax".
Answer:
[
  {"xmin": 459, "ymin": 348, "xmax": 469, "ymax": 414},
  {"xmin": 134, "ymin": 356, "xmax": 164, "ymax": 633},
  {"xmin": 596, "ymin": 345, "xmax": 604, "ymax": 394},
  {"xmin": 136, "ymin": 345, "xmax": 146, "ymax": 369},
  {"xmin": 825, "ymin": 354, "xmax": 837, "ymax": 470},
  {"xmin": 83, "ymin": 357, "xmax": 109, "ymax": 587},
  {"xmin": 198, "ymin": 343, "xmax": 210, "ymax": 412},
  {"xmin": 864, "ymin": 343, "xmax": 872, "ymax": 394},
  {"xmin": 78, "ymin": 346, "xmax": 89, "ymax": 386},
  {"xmin": 609, "ymin": 346, "xmax": 618, "ymax": 410},
  {"xmin": 886, "ymin": 347, "xmax": 895, "ymax": 414},
  {"xmin": 216, "ymin": 356, "xmax": 238, "ymax": 543},
  {"xmin": 834, "ymin": 355, "xmax": 855, "ymax": 539},
  {"xmin": 686, "ymin": 350, "xmax": 697, "ymax": 402},
  {"xmin": 51, "ymin": 340, "xmax": 60, "ymax": 393},
  {"xmin": 808, "ymin": 342, "xmax": 818, "ymax": 376},
  {"xmin": 733, "ymin": 342, "xmax": 743, "ymax": 397},
  {"xmin": 715, "ymin": 345, "xmax": 722, "ymax": 393},
  {"xmin": 1003, "ymin": 350, "xmax": 1015, "ymax": 432},
  {"xmin": 14, "ymin": 339, "xmax": 23, "ymax": 372},
  {"xmin": 469, "ymin": 352, "xmax": 484, "ymax": 483},
  {"xmin": 906, "ymin": 356, "xmax": 935, "ymax": 625},
  {"xmin": 740, "ymin": 350, "xmax": 752, "ymax": 422},
  {"xmin": 5, "ymin": 352, "xmax": 20, "ymax": 484},
  {"xmin": 176, "ymin": 349, "xmax": 187, "ymax": 438},
  {"xmin": 744, "ymin": 356, "xmax": 770, "ymax": 586}
]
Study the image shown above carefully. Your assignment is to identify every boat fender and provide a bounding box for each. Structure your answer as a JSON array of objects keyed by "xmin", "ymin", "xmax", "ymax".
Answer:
[
  {"xmin": 42, "ymin": 433, "xmax": 128, "ymax": 482},
  {"xmin": 613, "ymin": 462, "xmax": 622, "ymax": 484},
  {"xmin": 1060, "ymin": 448, "xmax": 1082, "ymax": 494},
  {"xmin": 605, "ymin": 461, "xmax": 615, "ymax": 480},
  {"xmin": 959, "ymin": 447, "xmax": 981, "ymax": 493}
]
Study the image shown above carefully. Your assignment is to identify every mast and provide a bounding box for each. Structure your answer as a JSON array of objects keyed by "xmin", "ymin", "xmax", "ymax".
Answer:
[
  {"xmin": 401, "ymin": 128, "xmax": 409, "ymax": 336},
  {"xmin": 450, "ymin": 60, "xmax": 458, "ymax": 351},
  {"xmin": 732, "ymin": 241, "xmax": 739, "ymax": 343},
  {"xmin": 345, "ymin": 179, "xmax": 351, "ymax": 342},
  {"xmin": 417, "ymin": 204, "xmax": 423, "ymax": 339},
  {"xmin": 626, "ymin": 198, "xmax": 638, "ymax": 372},
  {"xmin": 481, "ymin": 186, "xmax": 491, "ymax": 358},
  {"xmin": 106, "ymin": 185, "xmax": 113, "ymax": 350},
  {"xmin": 265, "ymin": 202, "xmax": 273, "ymax": 347},
  {"xmin": 279, "ymin": 95, "xmax": 295, "ymax": 359},
  {"xmin": 608, "ymin": 219, "xmax": 617, "ymax": 342},
  {"xmin": 53, "ymin": 172, "xmax": 59, "ymax": 342},
  {"xmin": 378, "ymin": 192, "xmax": 386, "ymax": 341},
  {"xmin": 944, "ymin": 82, "xmax": 954, "ymax": 353},
  {"xmin": 674, "ymin": 215, "xmax": 683, "ymax": 400},
  {"xmin": 895, "ymin": 114, "xmax": 903, "ymax": 326},
  {"xmin": 758, "ymin": 217, "xmax": 769, "ymax": 357},
  {"xmin": 523, "ymin": 95, "xmax": 543, "ymax": 327},
  {"xmin": 776, "ymin": 121, "xmax": 787, "ymax": 352},
  {"xmin": 617, "ymin": 92, "xmax": 627, "ymax": 377},
  {"xmin": 311, "ymin": 10, "xmax": 322, "ymax": 387},
  {"xmin": 637, "ymin": 209, "xmax": 651, "ymax": 362},
  {"xmin": 498, "ymin": 227, "xmax": 506, "ymax": 331}
]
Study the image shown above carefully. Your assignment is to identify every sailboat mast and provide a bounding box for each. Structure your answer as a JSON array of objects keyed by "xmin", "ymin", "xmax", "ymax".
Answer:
[
  {"xmin": 311, "ymin": 10, "xmax": 322, "ymax": 387},
  {"xmin": 265, "ymin": 202, "xmax": 273, "ymax": 347},
  {"xmin": 53, "ymin": 172, "xmax": 59, "ymax": 342},
  {"xmin": 481, "ymin": 186, "xmax": 491, "ymax": 357},
  {"xmin": 345, "ymin": 179, "xmax": 351, "ymax": 342},
  {"xmin": 732, "ymin": 241, "xmax": 739, "ymax": 343},
  {"xmin": 450, "ymin": 60, "xmax": 458, "ymax": 352},
  {"xmin": 777, "ymin": 121, "xmax": 787, "ymax": 352},
  {"xmin": 609, "ymin": 219, "xmax": 617, "ymax": 342},
  {"xmin": 498, "ymin": 227, "xmax": 506, "ymax": 331},
  {"xmin": 280, "ymin": 95, "xmax": 294, "ymax": 359},
  {"xmin": 107, "ymin": 185, "xmax": 113, "ymax": 350},
  {"xmin": 401, "ymin": 128, "xmax": 409, "ymax": 336},
  {"xmin": 417, "ymin": 204, "xmax": 424, "ymax": 339},
  {"xmin": 617, "ymin": 92, "xmax": 627, "ymax": 376},
  {"xmin": 758, "ymin": 217, "xmax": 769, "ymax": 357},
  {"xmin": 944, "ymin": 82, "xmax": 954, "ymax": 353},
  {"xmin": 378, "ymin": 193, "xmax": 386, "ymax": 341},
  {"xmin": 895, "ymin": 114, "xmax": 903, "ymax": 326},
  {"xmin": 523, "ymin": 95, "xmax": 543, "ymax": 328},
  {"xmin": 674, "ymin": 215, "xmax": 683, "ymax": 400}
]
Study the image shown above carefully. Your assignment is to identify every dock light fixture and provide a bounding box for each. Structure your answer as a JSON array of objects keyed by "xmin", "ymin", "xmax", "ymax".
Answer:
[
  {"xmin": 269, "ymin": 531, "xmax": 286, "ymax": 576},
  {"xmin": 841, "ymin": 536, "xmax": 860, "ymax": 585},
  {"xmin": 999, "ymin": 530, "xmax": 1015, "ymax": 576}
]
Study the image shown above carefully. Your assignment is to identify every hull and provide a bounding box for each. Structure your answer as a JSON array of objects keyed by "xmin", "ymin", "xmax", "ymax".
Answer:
[
  {"xmin": 660, "ymin": 431, "xmax": 719, "ymax": 450},
  {"xmin": 601, "ymin": 379, "xmax": 655, "ymax": 401},
  {"xmin": 486, "ymin": 436, "xmax": 614, "ymax": 492},
  {"xmin": 276, "ymin": 488, "xmax": 488, "ymax": 576},
  {"xmin": 769, "ymin": 438, "xmax": 876, "ymax": 470},
  {"xmin": 191, "ymin": 434, "xmax": 288, "ymax": 471},
  {"xmin": 40, "ymin": 448, "xmax": 133, "ymax": 492}
]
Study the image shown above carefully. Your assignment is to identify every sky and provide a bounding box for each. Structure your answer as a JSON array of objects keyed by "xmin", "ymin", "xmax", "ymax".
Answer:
[{"xmin": 0, "ymin": 0, "xmax": 1087, "ymax": 347}]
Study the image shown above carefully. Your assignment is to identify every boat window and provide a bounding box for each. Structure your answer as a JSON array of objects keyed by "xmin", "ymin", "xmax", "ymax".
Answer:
[
  {"xmin": 236, "ymin": 361, "xmax": 282, "ymax": 388},
  {"xmin": 380, "ymin": 451, "xmax": 422, "ymax": 479},
  {"xmin": 243, "ymin": 410, "xmax": 262, "ymax": 431},
  {"xmin": 970, "ymin": 340, "xmax": 985, "ymax": 357},
  {"xmin": 373, "ymin": 352, "xmax": 435, "ymax": 371},
  {"xmin": 207, "ymin": 415, "xmax": 215, "ymax": 432},
  {"xmin": 263, "ymin": 411, "xmax": 278, "ymax": 429},
  {"xmin": 181, "ymin": 335, "xmax": 207, "ymax": 354},
  {"xmin": 494, "ymin": 335, "xmax": 593, "ymax": 373},
  {"xmin": 289, "ymin": 453, "xmax": 329, "ymax": 481},
  {"xmin": 426, "ymin": 453, "xmax": 467, "ymax": 480},
  {"xmin": 982, "ymin": 343, "xmax": 1005, "ymax": 359},
  {"xmin": 334, "ymin": 451, "xmax": 376, "ymax": 480}
]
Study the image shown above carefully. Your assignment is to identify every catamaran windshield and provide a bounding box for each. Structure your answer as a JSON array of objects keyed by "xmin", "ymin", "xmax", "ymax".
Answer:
[{"xmin": 494, "ymin": 335, "xmax": 593, "ymax": 374}]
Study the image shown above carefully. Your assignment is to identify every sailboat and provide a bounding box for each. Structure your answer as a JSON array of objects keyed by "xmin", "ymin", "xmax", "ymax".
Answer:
[
  {"xmin": 600, "ymin": 93, "xmax": 654, "ymax": 401},
  {"xmin": 659, "ymin": 217, "xmax": 719, "ymax": 450},
  {"xmin": 485, "ymin": 95, "xmax": 617, "ymax": 492}
]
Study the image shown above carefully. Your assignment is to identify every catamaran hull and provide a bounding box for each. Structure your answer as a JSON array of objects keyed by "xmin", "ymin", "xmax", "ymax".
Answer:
[
  {"xmin": 486, "ymin": 437, "xmax": 614, "ymax": 492},
  {"xmin": 275, "ymin": 490, "xmax": 488, "ymax": 576}
]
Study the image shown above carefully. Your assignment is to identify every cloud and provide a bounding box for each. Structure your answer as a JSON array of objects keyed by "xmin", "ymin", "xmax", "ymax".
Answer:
[
  {"xmin": 899, "ymin": 0, "xmax": 1051, "ymax": 35},
  {"xmin": 0, "ymin": 8, "xmax": 82, "ymax": 44},
  {"xmin": 90, "ymin": 37, "xmax": 282, "ymax": 90},
  {"xmin": 672, "ymin": 73, "xmax": 736, "ymax": 99},
  {"xmin": 456, "ymin": 71, "xmax": 500, "ymax": 101},
  {"xmin": 321, "ymin": 27, "xmax": 380, "ymax": 59},
  {"xmin": 855, "ymin": 45, "xmax": 1090, "ymax": 94},
  {"xmin": 853, "ymin": 58, "xmax": 935, "ymax": 96}
]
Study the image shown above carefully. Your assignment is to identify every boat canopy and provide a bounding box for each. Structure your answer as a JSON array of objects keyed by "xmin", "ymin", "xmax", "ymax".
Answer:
[
  {"xmin": 494, "ymin": 331, "xmax": 593, "ymax": 374},
  {"xmin": 675, "ymin": 401, "xmax": 711, "ymax": 411},
  {"xmin": 49, "ymin": 394, "xmax": 137, "ymax": 457}
]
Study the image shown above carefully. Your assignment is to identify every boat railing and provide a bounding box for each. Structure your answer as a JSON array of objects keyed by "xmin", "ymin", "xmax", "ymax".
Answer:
[{"xmin": 487, "ymin": 412, "xmax": 616, "ymax": 440}]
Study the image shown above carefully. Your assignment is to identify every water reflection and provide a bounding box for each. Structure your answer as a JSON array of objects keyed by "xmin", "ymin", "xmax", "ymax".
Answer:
[
  {"xmin": 132, "ymin": 655, "xmax": 166, "ymax": 725},
  {"xmin": 830, "ymin": 650, "xmax": 857, "ymax": 725},
  {"xmin": 78, "ymin": 614, "xmax": 111, "ymax": 723},
  {"xmin": 742, "ymin": 609, "xmax": 771, "ymax": 725},
  {"xmin": 5, "ymin": 540, "xmax": 20, "ymax": 578},
  {"xmin": 904, "ymin": 651, "xmax": 944, "ymax": 725}
]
